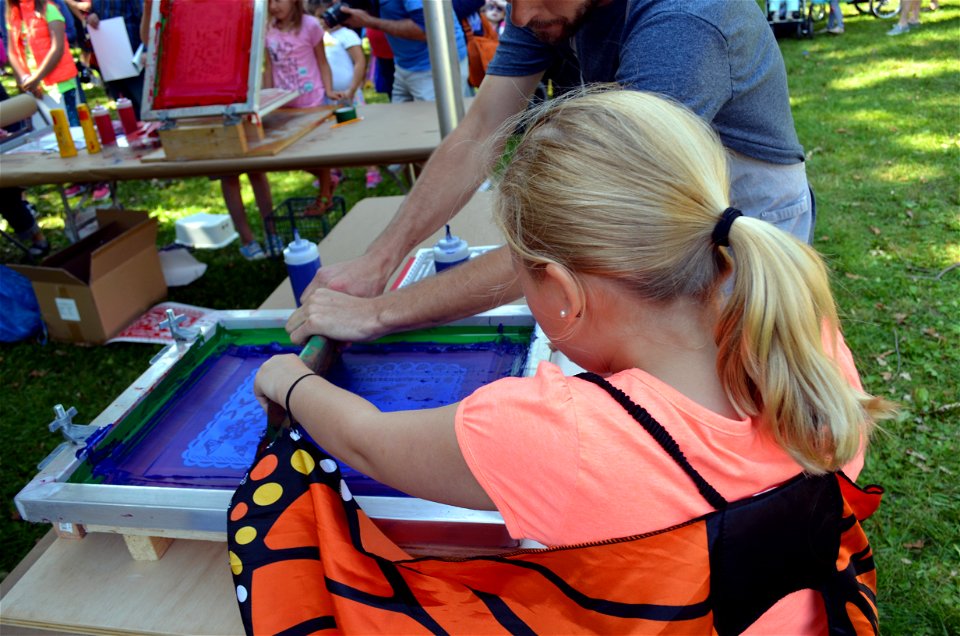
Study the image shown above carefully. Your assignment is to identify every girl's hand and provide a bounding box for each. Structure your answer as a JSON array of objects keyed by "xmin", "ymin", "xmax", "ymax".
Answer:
[
  {"xmin": 21, "ymin": 75, "xmax": 43, "ymax": 96},
  {"xmin": 327, "ymin": 90, "xmax": 347, "ymax": 103},
  {"xmin": 253, "ymin": 354, "xmax": 312, "ymax": 413}
]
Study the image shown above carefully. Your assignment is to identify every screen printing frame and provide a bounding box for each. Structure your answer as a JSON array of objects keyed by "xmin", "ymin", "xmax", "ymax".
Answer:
[
  {"xmin": 142, "ymin": 0, "xmax": 294, "ymax": 122},
  {"xmin": 16, "ymin": 307, "xmax": 552, "ymax": 547}
]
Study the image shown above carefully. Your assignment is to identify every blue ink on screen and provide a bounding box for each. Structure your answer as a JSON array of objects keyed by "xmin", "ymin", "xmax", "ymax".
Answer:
[{"xmin": 86, "ymin": 337, "xmax": 529, "ymax": 495}]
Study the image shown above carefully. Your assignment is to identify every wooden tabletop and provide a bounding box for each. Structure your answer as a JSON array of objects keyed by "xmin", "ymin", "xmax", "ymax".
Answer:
[{"xmin": 0, "ymin": 100, "xmax": 461, "ymax": 188}]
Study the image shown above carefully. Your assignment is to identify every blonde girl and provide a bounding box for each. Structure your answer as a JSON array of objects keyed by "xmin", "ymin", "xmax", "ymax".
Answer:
[{"xmin": 255, "ymin": 87, "xmax": 893, "ymax": 633}]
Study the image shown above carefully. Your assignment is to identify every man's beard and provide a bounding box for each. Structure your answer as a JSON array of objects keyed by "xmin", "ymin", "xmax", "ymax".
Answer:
[{"xmin": 527, "ymin": 0, "xmax": 601, "ymax": 45}]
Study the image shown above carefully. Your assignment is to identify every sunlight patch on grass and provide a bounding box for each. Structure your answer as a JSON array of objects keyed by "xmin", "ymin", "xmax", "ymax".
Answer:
[{"xmin": 830, "ymin": 58, "xmax": 957, "ymax": 91}]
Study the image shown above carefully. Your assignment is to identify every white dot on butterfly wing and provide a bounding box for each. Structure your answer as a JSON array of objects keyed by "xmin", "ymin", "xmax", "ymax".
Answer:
[
  {"xmin": 320, "ymin": 458, "xmax": 338, "ymax": 473},
  {"xmin": 236, "ymin": 585, "xmax": 248, "ymax": 603},
  {"xmin": 339, "ymin": 479, "xmax": 353, "ymax": 501},
  {"xmin": 289, "ymin": 429, "xmax": 302, "ymax": 441}
]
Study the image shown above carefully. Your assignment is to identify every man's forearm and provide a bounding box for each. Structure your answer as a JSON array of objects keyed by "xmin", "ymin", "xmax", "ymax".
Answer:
[
  {"xmin": 365, "ymin": 17, "xmax": 425, "ymax": 41},
  {"xmin": 375, "ymin": 246, "xmax": 522, "ymax": 334},
  {"xmin": 361, "ymin": 74, "xmax": 539, "ymax": 281}
]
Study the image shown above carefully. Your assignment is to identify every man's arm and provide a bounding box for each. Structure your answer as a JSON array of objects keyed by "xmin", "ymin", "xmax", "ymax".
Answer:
[
  {"xmin": 340, "ymin": 7, "xmax": 426, "ymax": 41},
  {"xmin": 288, "ymin": 246, "xmax": 522, "ymax": 344},
  {"xmin": 302, "ymin": 72, "xmax": 541, "ymax": 301}
]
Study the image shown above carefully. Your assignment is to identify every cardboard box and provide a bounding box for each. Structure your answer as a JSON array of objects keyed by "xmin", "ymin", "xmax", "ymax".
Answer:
[{"xmin": 10, "ymin": 209, "xmax": 167, "ymax": 343}]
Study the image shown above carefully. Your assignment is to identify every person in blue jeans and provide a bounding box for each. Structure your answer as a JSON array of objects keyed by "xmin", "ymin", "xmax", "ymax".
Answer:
[{"xmin": 826, "ymin": 0, "xmax": 845, "ymax": 34}]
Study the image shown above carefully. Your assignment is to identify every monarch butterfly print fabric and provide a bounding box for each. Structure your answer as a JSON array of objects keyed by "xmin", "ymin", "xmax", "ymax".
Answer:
[{"xmin": 227, "ymin": 426, "xmax": 881, "ymax": 635}]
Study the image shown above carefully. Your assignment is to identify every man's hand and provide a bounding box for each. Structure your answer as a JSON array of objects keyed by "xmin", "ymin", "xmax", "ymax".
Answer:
[
  {"xmin": 286, "ymin": 287, "xmax": 387, "ymax": 345},
  {"xmin": 86, "ymin": 12, "xmax": 99, "ymax": 29},
  {"xmin": 300, "ymin": 253, "xmax": 394, "ymax": 302},
  {"xmin": 339, "ymin": 7, "xmax": 371, "ymax": 29}
]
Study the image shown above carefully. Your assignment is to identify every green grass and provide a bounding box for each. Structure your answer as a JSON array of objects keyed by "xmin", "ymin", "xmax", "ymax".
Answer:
[{"xmin": 2, "ymin": 5, "xmax": 959, "ymax": 632}]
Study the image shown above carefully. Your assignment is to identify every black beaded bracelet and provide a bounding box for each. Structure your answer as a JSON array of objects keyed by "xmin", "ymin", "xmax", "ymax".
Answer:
[{"xmin": 285, "ymin": 372, "xmax": 317, "ymax": 425}]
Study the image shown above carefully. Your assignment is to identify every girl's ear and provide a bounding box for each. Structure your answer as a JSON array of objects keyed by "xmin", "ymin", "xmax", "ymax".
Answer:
[{"xmin": 543, "ymin": 262, "xmax": 584, "ymax": 321}]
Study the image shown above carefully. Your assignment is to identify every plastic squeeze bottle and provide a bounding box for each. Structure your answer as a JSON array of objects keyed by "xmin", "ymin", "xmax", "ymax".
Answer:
[
  {"xmin": 284, "ymin": 231, "xmax": 321, "ymax": 307},
  {"xmin": 433, "ymin": 225, "xmax": 470, "ymax": 273}
]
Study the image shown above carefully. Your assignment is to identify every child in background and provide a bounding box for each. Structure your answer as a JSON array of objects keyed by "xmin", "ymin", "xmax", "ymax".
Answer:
[
  {"xmin": 315, "ymin": 0, "xmax": 381, "ymax": 189},
  {"xmin": 6, "ymin": 0, "xmax": 107, "ymax": 201},
  {"xmin": 223, "ymin": 0, "xmax": 344, "ymax": 259},
  {"xmin": 482, "ymin": 0, "xmax": 506, "ymax": 34},
  {"xmin": 5, "ymin": 0, "xmax": 82, "ymax": 124},
  {"xmin": 264, "ymin": 0, "xmax": 342, "ymax": 206},
  {"xmin": 256, "ymin": 89, "xmax": 894, "ymax": 632},
  {"xmin": 219, "ymin": 173, "xmax": 276, "ymax": 260}
]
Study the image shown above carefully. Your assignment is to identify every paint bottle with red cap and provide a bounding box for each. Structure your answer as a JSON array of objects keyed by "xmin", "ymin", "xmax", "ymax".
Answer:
[
  {"xmin": 117, "ymin": 98, "xmax": 138, "ymax": 137},
  {"xmin": 92, "ymin": 105, "xmax": 117, "ymax": 147}
]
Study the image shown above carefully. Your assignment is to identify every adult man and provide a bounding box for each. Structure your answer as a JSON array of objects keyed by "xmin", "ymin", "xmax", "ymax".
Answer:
[
  {"xmin": 340, "ymin": 0, "xmax": 470, "ymax": 102},
  {"xmin": 289, "ymin": 0, "xmax": 813, "ymax": 345}
]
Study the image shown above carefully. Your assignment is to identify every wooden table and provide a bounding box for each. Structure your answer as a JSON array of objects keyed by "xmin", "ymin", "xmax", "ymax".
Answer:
[
  {"xmin": 0, "ymin": 100, "xmax": 459, "ymax": 188},
  {"xmin": 0, "ymin": 192, "xmax": 502, "ymax": 636}
]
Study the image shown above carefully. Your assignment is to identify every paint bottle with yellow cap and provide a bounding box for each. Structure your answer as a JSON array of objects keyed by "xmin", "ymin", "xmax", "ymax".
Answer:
[
  {"xmin": 77, "ymin": 104, "xmax": 102, "ymax": 154},
  {"xmin": 50, "ymin": 108, "xmax": 78, "ymax": 158}
]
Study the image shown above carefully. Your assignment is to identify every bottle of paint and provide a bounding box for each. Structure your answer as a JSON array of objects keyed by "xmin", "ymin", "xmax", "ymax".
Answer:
[
  {"xmin": 76, "ymin": 104, "xmax": 102, "ymax": 154},
  {"xmin": 49, "ymin": 108, "xmax": 78, "ymax": 158},
  {"xmin": 432, "ymin": 225, "xmax": 470, "ymax": 273},
  {"xmin": 284, "ymin": 231, "xmax": 321, "ymax": 307},
  {"xmin": 116, "ymin": 97, "xmax": 138, "ymax": 136},
  {"xmin": 92, "ymin": 105, "xmax": 117, "ymax": 147}
]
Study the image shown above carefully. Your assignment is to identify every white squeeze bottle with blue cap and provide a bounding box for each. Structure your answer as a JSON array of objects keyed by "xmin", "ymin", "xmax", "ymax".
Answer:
[
  {"xmin": 284, "ymin": 231, "xmax": 321, "ymax": 307},
  {"xmin": 433, "ymin": 225, "xmax": 470, "ymax": 273}
]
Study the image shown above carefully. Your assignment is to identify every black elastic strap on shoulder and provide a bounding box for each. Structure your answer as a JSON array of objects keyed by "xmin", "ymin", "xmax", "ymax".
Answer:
[{"xmin": 576, "ymin": 372, "xmax": 729, "ymax": 510}]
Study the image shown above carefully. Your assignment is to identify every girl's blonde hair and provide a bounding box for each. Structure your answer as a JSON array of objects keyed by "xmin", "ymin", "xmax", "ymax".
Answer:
[{"xmin": 495, "ymin": 87, "xmax": 894, "ymax": 474}]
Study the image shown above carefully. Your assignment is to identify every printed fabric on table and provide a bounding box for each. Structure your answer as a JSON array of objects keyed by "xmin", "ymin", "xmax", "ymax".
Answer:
[{"xmin": 228, "ymin": 417, "xmax": 881, "ymax": 635}]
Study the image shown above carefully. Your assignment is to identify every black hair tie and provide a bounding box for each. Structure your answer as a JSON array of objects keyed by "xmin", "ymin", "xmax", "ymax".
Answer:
[{"xmin": 711, "ymin": 207, "xmax": 742, "ymax": 247}]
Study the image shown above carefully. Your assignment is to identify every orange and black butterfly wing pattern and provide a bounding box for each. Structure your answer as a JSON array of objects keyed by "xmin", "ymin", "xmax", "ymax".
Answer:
[
  {"xmin": 227, "ymin": 426, "xmax": 719, "ymax": 634},
  {"xmin": 227, "ymin": 426, "xmax": 882, "ymax": 635},
  {"xmin": 821, "ymin": 473, "xmax": 883, "ymax": 635}
]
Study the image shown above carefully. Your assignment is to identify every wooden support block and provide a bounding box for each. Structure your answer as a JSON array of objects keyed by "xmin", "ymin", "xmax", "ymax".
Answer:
[
  {"xmin": 123, "ymin": 534, "xmax": 173, "ymax": 561},
  {"xmin": 243, "ymin": 115, "xmax": 265, "ymax": 142},
  {"xmin": 53, "ymin": 521, "xmax": 86, "ymax": 540},
  {"xmin": 158, "ymin": 121, "xmax": 248, "ymax": 161}
]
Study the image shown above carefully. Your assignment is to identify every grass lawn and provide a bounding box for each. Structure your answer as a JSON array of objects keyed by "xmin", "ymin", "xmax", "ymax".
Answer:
[{"xmin": 1, "ymin": 4, "xmax": 958, "ymax": 633}]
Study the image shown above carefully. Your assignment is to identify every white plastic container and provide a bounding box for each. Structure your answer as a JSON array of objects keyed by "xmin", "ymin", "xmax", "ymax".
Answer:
[{"xmin": 174, "ymin": 213, "xmax": 238, "ymax": 249}]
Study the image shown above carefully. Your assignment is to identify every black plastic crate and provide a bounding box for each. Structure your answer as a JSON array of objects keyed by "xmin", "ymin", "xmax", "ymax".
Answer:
[{"xmin": 265, "ymin": 196, "xmax": 346, "ymax": 257}]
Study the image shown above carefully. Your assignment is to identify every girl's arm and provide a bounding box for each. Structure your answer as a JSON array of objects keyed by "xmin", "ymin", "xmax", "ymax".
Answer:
[
  {"xmin": 22, "ymin": 19, "xmax": 67, "ymax": 92},
  {"xmin": 254, "ymin": 354, "xmax": 496, "ymax": 511},
  {"xmin": 345, "ymin": 42, "xmax": 366, "ymax": 103},
  {"xmin": 262, "ymin": 51, "xmax": 274, "ymax": 90},
  {"xmin": 313, "ymin": 40, "xmax": 344, "ymax": 103}
]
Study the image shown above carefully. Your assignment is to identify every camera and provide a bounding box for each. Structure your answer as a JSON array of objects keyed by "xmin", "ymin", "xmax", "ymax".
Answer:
[{"xmin": 321, "ymin": 1, "xmax": 349, "ymax": 29}]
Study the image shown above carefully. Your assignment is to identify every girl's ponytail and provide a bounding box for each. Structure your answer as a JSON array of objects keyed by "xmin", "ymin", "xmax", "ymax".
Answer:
[{"xmin": 714, "ymin": 217, "xmax": 892, "ymax": 473}]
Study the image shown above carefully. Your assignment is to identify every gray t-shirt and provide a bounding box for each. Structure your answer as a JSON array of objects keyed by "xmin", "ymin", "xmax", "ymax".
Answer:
[{"xmin": 486, "ymin": 0, "xmax": 805, "ymax": 165}]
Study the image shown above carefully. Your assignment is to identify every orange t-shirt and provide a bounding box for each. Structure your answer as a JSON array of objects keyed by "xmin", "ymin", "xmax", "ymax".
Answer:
[{"xmin": 455, "ymin": 330, "xmax": 866, "ymax": 634}]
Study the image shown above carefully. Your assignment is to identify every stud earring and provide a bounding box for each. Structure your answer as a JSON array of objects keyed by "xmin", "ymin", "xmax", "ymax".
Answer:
[{"xmin": 560, "ymin": 309, "xmax": 568, "ymax": 319}]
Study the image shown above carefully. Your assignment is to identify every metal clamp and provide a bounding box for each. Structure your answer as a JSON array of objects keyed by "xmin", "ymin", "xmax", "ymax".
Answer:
[
  {"xmin": 149, "ymin": 309, "xmax": 201, "ymax": 365},
  {"xmin": 159, "ymin": 308, "xmax": 199, "ymax": 343},
  {"xmin": 39, "ymin": 404, "xmax": 94, "ymax": 470}
]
